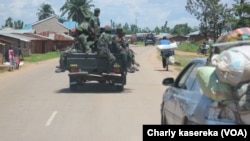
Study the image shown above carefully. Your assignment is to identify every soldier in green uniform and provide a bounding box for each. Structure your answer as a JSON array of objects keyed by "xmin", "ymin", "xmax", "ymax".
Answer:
[
  {"xmin": 76, "ymin": 15, "xmax": 93, "ymax": 53},
  {"xmin": 55, "ymin": 17, "xmax": 92, "ymax": 73},
  {"xmin": 89, "ymin": 8, "xmax": 101, "ymax": 52},
  {"xmin": 109, "ymin": 28, "xmax": 135, "ymax": 73},
  {"xmin": 97, "ymin": 26, "xmax": 116, "ymax": 72},
  {"xmin": 115, "ymin": 28, "xmax": 135, "ymax": 73}
]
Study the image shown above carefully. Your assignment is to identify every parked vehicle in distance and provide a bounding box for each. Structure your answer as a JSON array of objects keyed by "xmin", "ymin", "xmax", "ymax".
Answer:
[
  {"xmin": 160, "ymin": 57, "xmax": 250, "ymax": 125},
  {"xmin": 144, "ymin": 33, "xmax": 155, "ymax": 46}
]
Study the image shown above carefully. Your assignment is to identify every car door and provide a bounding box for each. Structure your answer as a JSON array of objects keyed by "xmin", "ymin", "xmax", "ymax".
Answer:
[{"xmin": 165, "ymin": 60, "xmax": 204, "ymax": 124}]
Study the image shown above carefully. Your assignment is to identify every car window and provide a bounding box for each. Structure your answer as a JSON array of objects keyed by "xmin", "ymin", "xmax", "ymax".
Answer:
[
  {"xmin": 187, "ymin": 62, "xmax": 203, "ymax": 92},
  {"xmin": 176, "ymin": 63, "xmax": 196, "ymax": 89},
  {"xmin": 176, "ymin": 61, "xmax": 202, "ymax": 90}
]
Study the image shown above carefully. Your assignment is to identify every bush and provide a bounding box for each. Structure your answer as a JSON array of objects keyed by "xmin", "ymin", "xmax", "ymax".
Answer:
[
  {"xmin": 24, "ymin": 51, "xmax": 60, "ymax": 62},
  {"xmin": 177, "ymin": 42, "xmax": 199, "ymax": 52}
]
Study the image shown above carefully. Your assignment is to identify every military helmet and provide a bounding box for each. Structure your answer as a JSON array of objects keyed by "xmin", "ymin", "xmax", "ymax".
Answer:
[
  {"xmin": 94, "ymin": 8, "xmax": 100, "ymax": 12},
  {"xmin": 116, "ymin": 28, "xmax": 123, "ymax": 35},
  {"xmin": 104, "ymin": 25, "xmax": 111, "ymax": 32}
]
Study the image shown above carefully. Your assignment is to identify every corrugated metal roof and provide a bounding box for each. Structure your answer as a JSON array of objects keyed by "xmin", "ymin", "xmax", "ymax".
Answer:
[
  {"xmin": 0, "ymin": 33, "xmax": 47, "ymax": 42},
  {"xmin": 187, "ymin": 31, "xmax": 200, "ymax": 36},
  {"xmin": 0, "ymin": 28, "xmax": 35, "ymax": 34},
  {"xmin": 155, "ymin": 33, "xmax": 173, "ymax": 39}
]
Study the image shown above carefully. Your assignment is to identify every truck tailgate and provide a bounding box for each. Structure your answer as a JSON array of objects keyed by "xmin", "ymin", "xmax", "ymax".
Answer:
[{"xmin": 66, "ymin": 53, "xmax": 109, "ymax": 71}]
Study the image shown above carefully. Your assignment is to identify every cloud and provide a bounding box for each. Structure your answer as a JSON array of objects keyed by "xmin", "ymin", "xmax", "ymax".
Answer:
[
  {"xmin": 93, "ymin": 0, "xmax": 197, "ymax": 29},
  {"xmin": 0, "ymin": 0, "xmax": 233, "ymax": 29}
]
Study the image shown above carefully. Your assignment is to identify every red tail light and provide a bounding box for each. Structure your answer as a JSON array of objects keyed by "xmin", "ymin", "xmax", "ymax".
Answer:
[
  {"xmin": 113, "ymin": 67, "xmax": 121, "ymax": 73},
  {"xmin": 70, "ymin": 67, "xmax": 79, "ymax": 72},
  {"xmin": 112, "ymin": 63, "xmax": 121, "ymax": 73}
]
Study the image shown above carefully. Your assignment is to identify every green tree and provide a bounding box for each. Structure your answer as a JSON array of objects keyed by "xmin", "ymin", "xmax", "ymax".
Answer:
[
  {"xmin": 154, "ymin": 26, "xmax": 161, "ymax": 34},
  {"xmin": 14, "ymin": 20, "xmax": 24, "ymax": 29},
  {"xmin": 186, "ymin": 0, "xmax": 232, "ymax": 42},
  {"xmin": 233, "ymin": 0, "xmax": 250, "ymax": 28},
  {"xmin": 171, "ymin": 23, "xmax": 192, "ymax": 35},
  {"xmin": 123, "ymin": 23, "xmax": 130, "ymax": 32},
  {"xmin": 37, "ymin": 3, "xmax": 55, "ymax": 20},
  {"xmin": 60, "ymin": 0, "xmax": 94, "ymax": 24},
  {"xmin": 130, "ymin": 24, "xmax": 139, "ymax": 34},
  {"xmin": 5, "ymin": 17, "xmax": 13, "ymax": 27}
]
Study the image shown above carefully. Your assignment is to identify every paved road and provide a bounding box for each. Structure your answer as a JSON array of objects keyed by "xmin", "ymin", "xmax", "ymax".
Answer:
[{"xmin": 0, "ymin": 46, "xmax": 178, "ymax": 141}]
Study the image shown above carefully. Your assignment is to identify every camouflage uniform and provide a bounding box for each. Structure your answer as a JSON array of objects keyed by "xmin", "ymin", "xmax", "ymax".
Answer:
[
  {"xmin": 89, "ymin": 8, "xmax": 101, "ymax": 52},
  {"xmin": 115, "ymin": 28, "xmax": 134, "ymax": 73},
  {"xmin": 110, "ymin": 34, "xmax": 129, "ymax": 72},
  {"xmin": 97, "ymin": 27, "xmax": 116, "ymax": 72},
  {"xmin": 76, "ymin": 15, "xmax": 92, "ymax": 53}
]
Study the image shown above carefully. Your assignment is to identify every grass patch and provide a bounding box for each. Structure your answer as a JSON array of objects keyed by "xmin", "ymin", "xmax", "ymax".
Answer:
[
  {"xmin": 0, "ymin": 66, "xmax": 9, "ymax": 73},
  {"xmin": 24, "ymin": 51, "xmax": 60, "ymax": 62},
  {"xmin": 133, "ymin": 41, "xmax": 144, "ymax": 46},
  {"xmin": 177, "ymin": 42, "xmax": 200, "ymax": 52},
  {"xmin": 173, "ymin": 54, "xmax": 200, "ymax": 72}
]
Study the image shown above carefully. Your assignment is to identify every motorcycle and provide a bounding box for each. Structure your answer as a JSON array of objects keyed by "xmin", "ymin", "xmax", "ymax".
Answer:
[
  {"xmin": 161, "ymin": 49, "xmax": 175, "ymax": 71},
  {"xmin": 197, "ymin": 45, "xmax": 209, "ymax": 55}
]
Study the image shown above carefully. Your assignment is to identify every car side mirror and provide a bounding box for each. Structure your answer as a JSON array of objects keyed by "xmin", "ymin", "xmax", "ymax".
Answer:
[{"xmin": 162, "ymin": 78, "xmax": 174, "ymax": 86}]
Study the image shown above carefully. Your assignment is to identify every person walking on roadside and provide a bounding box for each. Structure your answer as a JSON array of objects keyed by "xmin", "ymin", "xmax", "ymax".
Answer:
[
  {"xmin": 15, "ymin": 45, "xmax": 22, "ymax": 69},
  {"xmin": 8, "ymin": 45, "xmax": 15, "ymax": 71}
]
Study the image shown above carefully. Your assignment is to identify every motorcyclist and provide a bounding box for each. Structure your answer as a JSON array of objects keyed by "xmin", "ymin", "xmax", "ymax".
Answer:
[
  {"xmin": 198, "ymin": 42, "xmax": 209, "ymax": 55},
  {"xmin": 159, "ymin": 36, "xmax": 173, "ymax": 68}
]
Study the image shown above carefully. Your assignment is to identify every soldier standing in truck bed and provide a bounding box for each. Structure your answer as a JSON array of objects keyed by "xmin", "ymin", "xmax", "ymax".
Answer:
[
  {"xmin": 89, "ymin": 8, "xmax": 101, "ymax": 52},
  {"xmin": 76, "ymin": 15, "xmax": 93, "ymax": 53}
]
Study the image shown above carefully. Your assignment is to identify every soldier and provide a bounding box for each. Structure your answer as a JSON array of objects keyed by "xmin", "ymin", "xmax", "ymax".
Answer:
[
  {"xmin": 97, "ymin": 26, "xmax": 116, "ymax": 72},
  {"xmin": 75, "ymin": 15, "xmax": 93, "ymax": 53},
  {"xmin": 128, "ymin": 48, "xmax": 140, "ymax": 71},
  {"xmin": 55, "ymin": 31, "xmax": 83, "ymax": 73},
  {"xmin": 116, "ymin": 28, "xmax": 135, "ymax": 73},
  {"xmin": 109, "ymin": 28, "xmax": 135, "ymax": 73},
  {"xmin": 89, "ymin": 8, "xmax": 101, "ymax": 52}
]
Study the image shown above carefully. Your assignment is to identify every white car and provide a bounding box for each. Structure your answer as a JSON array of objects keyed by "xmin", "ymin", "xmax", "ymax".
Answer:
[{"xmin": 161, "ymin": 57, "xmax": 250, "ymax": 125}]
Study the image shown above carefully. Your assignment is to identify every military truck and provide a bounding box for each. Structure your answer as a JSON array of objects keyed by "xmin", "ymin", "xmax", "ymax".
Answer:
[{"xmin": 65, "ymin": 52, "xmax": 127, "ymax": 91}]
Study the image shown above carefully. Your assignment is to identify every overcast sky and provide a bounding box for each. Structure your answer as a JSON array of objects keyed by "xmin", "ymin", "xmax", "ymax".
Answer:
[{"xmin": 0, "ymin": 0, "xmax": 234, "ymax": 30}]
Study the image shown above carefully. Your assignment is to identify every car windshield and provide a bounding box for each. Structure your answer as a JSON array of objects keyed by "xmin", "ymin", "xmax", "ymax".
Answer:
[{"xmin": 176, "ymin": 61, "xmax": 203, "ymax": 92}]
